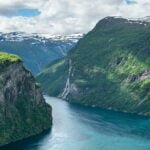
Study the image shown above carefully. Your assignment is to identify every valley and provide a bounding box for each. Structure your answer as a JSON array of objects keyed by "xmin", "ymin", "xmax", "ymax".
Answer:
[
  {"xmin": 0, "ymin": 32, "xmax": 82, "ymax": 74},
  {"xmin": 0, "ymin": 16, "xmax": 150, "ymax": 150},
  {"xmin": 37, "ymin": 17, "xmax": 150, "ymax": 116}
]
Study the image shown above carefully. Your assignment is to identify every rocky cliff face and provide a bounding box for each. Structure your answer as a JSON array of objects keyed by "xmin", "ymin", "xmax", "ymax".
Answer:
[
  {"xmin": 0, "ymin": 53, "xmax": 52, "ymax": 147},
  {"xmin": 37, "ymin": 17, "xmax": 150, "ymax": 116}
]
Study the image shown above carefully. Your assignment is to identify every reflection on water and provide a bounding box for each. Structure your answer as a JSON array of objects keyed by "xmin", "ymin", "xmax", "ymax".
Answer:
[{"xmin": 2, "ymin": 96, "xmax": 150, "ymax": 150}]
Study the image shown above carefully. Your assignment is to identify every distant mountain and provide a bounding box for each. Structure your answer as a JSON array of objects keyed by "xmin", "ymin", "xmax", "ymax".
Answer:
[
  {"xmin": 0, "ymin": 32, "xmax": 82, "ymax": 74},
  {"xmin": 37, "ymin": 17, "xmax": 150, "ymax": 116}
]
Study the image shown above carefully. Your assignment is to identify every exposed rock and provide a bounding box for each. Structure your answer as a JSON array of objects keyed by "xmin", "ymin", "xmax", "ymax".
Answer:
[
  {"xmin": 0, "ymin": 58, "xmax": 52, "ymax": 147},
  {"xmin": 125, "ymin": 74, "xmax": 139, "ymax": 83},
  {"xmin": 125, "ymin": 70, "xmax": 150, "ymax": 83},
  {"xmin": 140, "ymin": 70, "xmax": 150, "ymax": 80},
  {"xmin": 70, "ymin": 83, "xmax": 78, "ymax": 94}
]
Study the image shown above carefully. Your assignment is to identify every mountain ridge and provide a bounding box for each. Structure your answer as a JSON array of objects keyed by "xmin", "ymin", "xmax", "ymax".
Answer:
[
  {"xmin": 37, "ymin": 16, "xmax": 150, "ymax": 116},
  {"xmin": 0, "ymin": 32, "xmax": 83, "ymax": 74}
]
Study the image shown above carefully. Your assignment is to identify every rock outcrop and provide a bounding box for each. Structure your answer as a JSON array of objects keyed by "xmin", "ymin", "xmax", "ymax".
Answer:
[{"xmin": 0, "ymin": 52, "xmax": 52, "ymax": 147}]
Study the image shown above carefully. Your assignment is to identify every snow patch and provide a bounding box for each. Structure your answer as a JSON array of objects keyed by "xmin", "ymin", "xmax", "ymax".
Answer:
[{"xmin": 0, "ymin": 32, "xmax": 83, "ymax": 43}]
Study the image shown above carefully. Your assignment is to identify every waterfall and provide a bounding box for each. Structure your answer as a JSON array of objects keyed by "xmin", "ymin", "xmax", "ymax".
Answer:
[{"xmin": 60, "ymin": 59, "xmax": 72, "ymax": 99}]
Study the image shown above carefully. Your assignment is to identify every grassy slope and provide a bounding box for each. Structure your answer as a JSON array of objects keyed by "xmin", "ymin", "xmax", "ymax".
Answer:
[
  {"xmin": 37, "ymin": 17, "xmax": 150, "ymax": 115},
  {"xmin": 36, "ymin": 59, "xmax": 68, "ymax": 96},
  {"xmin": 0, "ymin": 52, "xmax": 21, "ymax": 63}
]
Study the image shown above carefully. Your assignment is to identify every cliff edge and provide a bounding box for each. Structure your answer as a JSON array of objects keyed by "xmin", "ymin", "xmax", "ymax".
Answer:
[{"xmin": 0, "ymin": 52, "xmax": 52, "ymax": 146}]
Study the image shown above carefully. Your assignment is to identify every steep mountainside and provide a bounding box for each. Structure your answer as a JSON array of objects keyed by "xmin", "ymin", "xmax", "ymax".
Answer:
[
  {"xmin": 0, "ymin": 32, "xmax": 82, "ymax": 74},
  {"xmin": 37, "ymin": 17, "xmax": 150, "ymax": 116},
  {"xmin": 0, "ymin": 52, "xmax": 52, "ymax": 147}
]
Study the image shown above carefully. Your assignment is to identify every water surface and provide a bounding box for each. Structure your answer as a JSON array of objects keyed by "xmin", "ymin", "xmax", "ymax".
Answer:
[{"xmin": 3, "ymin": 96, "xmax": 150, "ymax": 150}]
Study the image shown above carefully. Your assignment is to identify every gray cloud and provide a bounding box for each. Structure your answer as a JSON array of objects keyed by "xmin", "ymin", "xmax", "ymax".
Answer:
[{"xmin": 0, "ymin": 1, "xmax": 25, "ymax": 16}]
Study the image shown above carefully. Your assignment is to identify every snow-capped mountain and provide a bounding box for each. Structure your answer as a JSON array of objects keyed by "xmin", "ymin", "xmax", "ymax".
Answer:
[
  {"xmin": 0, "ymin": 32, "xmax": 83, "ymax": 74},
  {"xmin": 0, "ymin": 32, "xmax": 83, "ymax": 42}
]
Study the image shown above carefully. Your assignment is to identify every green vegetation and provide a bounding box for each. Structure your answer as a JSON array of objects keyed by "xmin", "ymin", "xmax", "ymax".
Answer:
[
  {"xmin": 0, "ymin": 61, "xmax": 52, "ymax": 146},
  {"xmin": 0, "ymin": 52, "xmax": 21, "ymax": 63},
  {"xmin": 37, "ymin": 17, "xmax": 150, "ymax": 116},
  {"xmin": 0, "ymin": 35, "xmax": 77, "ymax": 74},
  {"xmin": 36, "ymin": 59, "xmax": 68, "ymax": 96}
]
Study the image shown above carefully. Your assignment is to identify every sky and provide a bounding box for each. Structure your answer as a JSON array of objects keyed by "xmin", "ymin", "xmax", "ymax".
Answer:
[{"xmin": 0, "ymin": 0, "xmax": 150, "ymax": 35}]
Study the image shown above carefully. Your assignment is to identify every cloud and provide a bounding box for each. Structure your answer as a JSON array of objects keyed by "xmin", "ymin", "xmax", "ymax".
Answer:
[{"xmin": 0, "ymin": 0, "xmax": 150, "ymax": 35}]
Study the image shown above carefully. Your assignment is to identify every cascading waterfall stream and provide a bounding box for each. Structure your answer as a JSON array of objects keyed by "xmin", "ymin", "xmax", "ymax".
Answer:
[{"xmin": 60, "ymin": 59, "xmax": 72, "ymax": 99}]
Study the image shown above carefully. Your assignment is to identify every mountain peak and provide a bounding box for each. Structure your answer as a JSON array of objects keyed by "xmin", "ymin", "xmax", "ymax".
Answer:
[
  {"xmin": 94, "ymin": 16, "xmax": 150, "ymax": 30},
  {"xmin": 0, "ymin": 32, "xmax": 83, "ymax": 42},
  {"xmin": 101, "ymin": 16, "xmax": 150, "ymax": 22}
]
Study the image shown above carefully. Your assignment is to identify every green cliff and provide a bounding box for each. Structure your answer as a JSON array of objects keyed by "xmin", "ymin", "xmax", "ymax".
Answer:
[
  {"xmin": 37, "ymin": 17, "xmax": 150, "ymax": 116},
  {"xmin": 0, "ymin": 52, "xmax": 52, "ymax": 147}
]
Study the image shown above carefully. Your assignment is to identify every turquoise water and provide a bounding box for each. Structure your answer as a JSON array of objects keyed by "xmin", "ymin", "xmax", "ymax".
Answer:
[{"xmin": 2, "ymin": 96, "xmax": 150, "ymax": 150}]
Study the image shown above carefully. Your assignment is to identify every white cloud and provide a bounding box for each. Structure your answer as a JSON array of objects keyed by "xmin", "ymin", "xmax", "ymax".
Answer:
[{"xmin": 0, "ymin": 0, "xmax": 150, "ymax": 35}]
